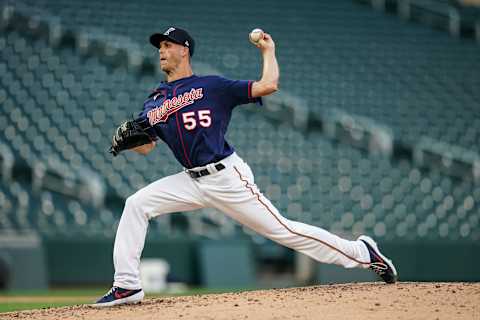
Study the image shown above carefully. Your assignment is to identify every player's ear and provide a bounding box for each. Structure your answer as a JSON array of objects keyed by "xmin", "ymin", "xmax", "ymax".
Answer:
[{"xmin": 181, "ymin": 46, "xmax": 189, "ymax": 58}]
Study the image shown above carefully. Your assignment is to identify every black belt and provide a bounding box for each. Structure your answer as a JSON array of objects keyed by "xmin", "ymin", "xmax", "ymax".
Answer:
[{"xmin": 186, "ymin": 163, "xmax": 225, "ymax": 179}]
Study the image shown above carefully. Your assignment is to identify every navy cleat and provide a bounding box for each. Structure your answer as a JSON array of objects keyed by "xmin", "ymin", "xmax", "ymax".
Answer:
[
  {"xmin": 358, "ymin": 235, "xmax": 398, "ymax": 284},
  {"xmin": 92, "ymin": 286, "xmax": 144, "ymax": 308}
]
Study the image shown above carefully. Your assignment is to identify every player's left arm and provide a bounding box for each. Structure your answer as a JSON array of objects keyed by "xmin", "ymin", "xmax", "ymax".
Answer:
[
  {"xmin": 251, "ymin": 33, "xmax": 279, "ymax": 98},
  {"xmin": 131, "ymin": 141, "xmax": 156, "ymax": 155}
]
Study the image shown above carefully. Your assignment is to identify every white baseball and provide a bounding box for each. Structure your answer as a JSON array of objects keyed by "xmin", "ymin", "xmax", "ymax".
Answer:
[{"xmin": 249, "ymin": 28, "xmax": 264, "ymax": 45}]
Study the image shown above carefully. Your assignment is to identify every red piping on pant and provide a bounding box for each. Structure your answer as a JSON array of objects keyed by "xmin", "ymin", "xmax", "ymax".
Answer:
[{"xmin": 233, "ymin": 166, "xmax": 370, "ymax": 266}]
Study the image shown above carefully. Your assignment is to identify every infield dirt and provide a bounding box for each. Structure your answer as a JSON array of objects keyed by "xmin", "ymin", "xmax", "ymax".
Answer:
[{"xmin": 1, "ymin": 282, "xmax": 479, "ymax": 320}]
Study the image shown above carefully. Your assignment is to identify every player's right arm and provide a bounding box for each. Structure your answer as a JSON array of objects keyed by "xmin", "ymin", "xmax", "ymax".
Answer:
[
  {"xmin": 131, "ymin": 141, "xmax": 156, "ymax": 155},
  {"xmin": 251, "ymin": 33, "xmax": 279, "ymax": 98}
]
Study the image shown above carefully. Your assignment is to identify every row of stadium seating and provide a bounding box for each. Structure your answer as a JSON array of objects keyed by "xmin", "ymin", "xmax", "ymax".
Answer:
[
  {"xmin": 8, "ymin": 0, "xmax": 480, "ymax": 155},
  {"xmin": 2, "ymin": 27, "xmax": 479, "ymax": 242},
  {"xmin": 360, "ymin": 0, "xmax": 480, "ymax": 39},
  {"xmin": 2, "ymin": 0, "xmax": 479, "ymax": 242},
  {"xmin": 233, "ymin": 115, "xmax": 480, "ymax": 241},
  {"xmin": 0, "ymin": 166, "xmax": 119, "ymax": 237}
]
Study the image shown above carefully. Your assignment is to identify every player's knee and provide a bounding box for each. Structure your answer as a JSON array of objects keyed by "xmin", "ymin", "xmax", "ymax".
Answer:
[
  {"xmin": 258, "ymin": 223, "xmax": 286, "ymax": 239},
  {"xmin": 125, "ymin": 193, "xmax": 141, "ymax": 211},
  {"xmin": 263, "ymin": 218, "xmax": 299, "ymax": 240}
]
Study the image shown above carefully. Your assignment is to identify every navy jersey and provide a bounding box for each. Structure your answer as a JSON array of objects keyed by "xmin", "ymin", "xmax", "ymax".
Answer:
[{"xmin": 138, "ymin": 75, "xmax": 261, "ymax": 168}]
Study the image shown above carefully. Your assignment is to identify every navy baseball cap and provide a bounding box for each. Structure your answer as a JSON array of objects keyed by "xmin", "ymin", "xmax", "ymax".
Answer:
[{"xmin": 149, "ymin": 27, "xmax": 195, "ymax": 57}]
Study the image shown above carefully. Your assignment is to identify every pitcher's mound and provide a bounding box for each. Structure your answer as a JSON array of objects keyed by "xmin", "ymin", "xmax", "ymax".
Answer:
[{"xmin": 3, "ymin": 282, "xmax": 479, "ymax": 320}]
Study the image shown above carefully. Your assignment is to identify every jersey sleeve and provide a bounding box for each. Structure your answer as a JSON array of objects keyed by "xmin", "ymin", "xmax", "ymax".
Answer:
[{"xmin": 216, "ymin": 77, "xmax": 263, "ymax": 108}]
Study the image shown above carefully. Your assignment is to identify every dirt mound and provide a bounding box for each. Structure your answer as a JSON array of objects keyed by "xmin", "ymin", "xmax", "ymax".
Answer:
[{"xmin": 1, "ymin": 282, "xmax": 478, "ymax": 320}]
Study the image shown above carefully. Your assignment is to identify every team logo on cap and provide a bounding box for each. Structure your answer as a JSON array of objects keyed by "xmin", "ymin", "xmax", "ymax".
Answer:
[
  {"xmin": 185, "ymin": 40, "xmax": 189, "ymax": 47},
  {"xmin": 164, "ymin": 27, "xmax": 175, "ymax": 35}
]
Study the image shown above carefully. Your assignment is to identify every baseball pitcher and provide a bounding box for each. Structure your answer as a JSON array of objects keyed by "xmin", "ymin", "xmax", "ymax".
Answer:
[{"xmin": 94, "ymin": 27, "xmax": 398, "ymax": 307}]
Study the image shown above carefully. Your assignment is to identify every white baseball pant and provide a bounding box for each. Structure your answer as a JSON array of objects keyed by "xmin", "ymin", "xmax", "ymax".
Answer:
[{"xmin": 113, "ymin": 152, "xmax": 371, "ymax": 289}]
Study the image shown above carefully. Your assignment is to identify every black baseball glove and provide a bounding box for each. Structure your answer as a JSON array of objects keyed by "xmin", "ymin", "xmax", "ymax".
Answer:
[{"xmin": 109, "ymin": 119, "xmax": 152, "ymax": 156}]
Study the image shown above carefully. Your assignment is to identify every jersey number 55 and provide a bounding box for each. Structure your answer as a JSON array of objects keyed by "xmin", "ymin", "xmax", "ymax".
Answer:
[{"xmin": 182, "ymin": 110, "xmax": 212, "ymax": 130}]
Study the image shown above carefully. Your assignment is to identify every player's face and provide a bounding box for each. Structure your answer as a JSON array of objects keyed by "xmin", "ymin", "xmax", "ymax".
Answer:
[{"xmin": 158, "ymin": 40, "xmax": 186, "ymax": 72}]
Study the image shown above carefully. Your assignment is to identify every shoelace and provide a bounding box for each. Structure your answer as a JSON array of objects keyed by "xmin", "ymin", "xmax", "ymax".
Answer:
[
  {"xmin": 369, "ymin": 262, "xmax": 388, "ymax": 275},
  {"xmin": 104, "ymin": 287, "xmax": 117, "ymax": 297}
]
